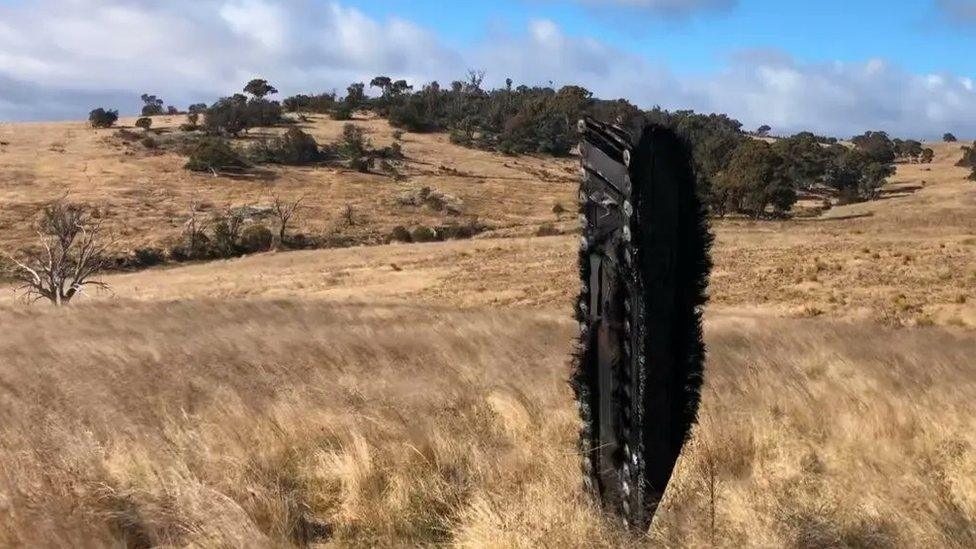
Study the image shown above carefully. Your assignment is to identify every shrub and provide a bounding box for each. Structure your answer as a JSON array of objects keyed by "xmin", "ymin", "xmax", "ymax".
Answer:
[
  {"xmin": 203, "ymin": 94, "xmax": 283, "ymax": 136},
  {"xmin": 338, "ymin": 124, "xmax": 373, "ymax": 172},
  {"xmin": 944, "ymin": 133, "xmax": 958, "ymax": 143},
  {"xmin": 331, "ymin": 104, "xmax": 353, "ymax": 121},
  {"xmin": 249, "ymin": 128, "xmax": 320, "ymax": 165},
  {"xmin": 390, "ymin": 226, "xmax": 412, "ymax": 242},
  {"xmin": 132, "ymin": 247, "xmax": 165, "ymax": 267},
  {"xmin": 88, "ymin": 108, "xmax": 119, "ymax": 128},
  {"xmin": 388, "ymin": 97, "xmax": 439, "ymax": 132},
  {"xmin": 140, "ymin": 137, "xmax": 158, "ymax": 149},
  {"xmin": 240, "ymin": 224, "xmax": 273, "ymax": 253},
  {"xmin": 410, "ymin": 226, "xmax": 438, "ymax": 243},
  {"xmin": 184, "ymin": 138, "xmax": 249, "ymax": 173},
  {"xmin": 437, "ymin": 221, "xmax": 486, "ymax": 240},
  {"xmin": 537, "ymin": 223, "xmax": 561, "ymax": 237},
  {"xmin": 135, "ymin": 117, "xmax": 153, "ymax": 131},
  {"xmin": 957, "ymin": 143, "xmax": 976, "ymax": 168}
]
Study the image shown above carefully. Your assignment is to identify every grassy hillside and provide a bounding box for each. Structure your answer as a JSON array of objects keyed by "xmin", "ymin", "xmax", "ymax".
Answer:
[
  {"xmin": 0, "ymin": 118, "xmax": 974, "ymax": 546},
  {"xmin": 0, "ymin": 114, "xmax": 577, "ymax": 253}
]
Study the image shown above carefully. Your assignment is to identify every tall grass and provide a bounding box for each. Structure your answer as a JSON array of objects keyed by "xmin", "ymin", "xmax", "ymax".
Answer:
[{"xmin": 0, "ymin": 301, "xmax": 973, "ymax": 547}]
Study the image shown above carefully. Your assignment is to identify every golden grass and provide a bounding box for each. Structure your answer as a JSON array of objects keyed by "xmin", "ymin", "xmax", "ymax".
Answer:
[
  {"xmin": 1, "ymin": 302, "xmax": 973, "ymax": 547},
  {"xmin": 0, "ymin": 119, "xmax": 974, "ymax": 546},
  {"xmin": 0, "ymin": 115, "xmax": 576, "ymax": 253}
]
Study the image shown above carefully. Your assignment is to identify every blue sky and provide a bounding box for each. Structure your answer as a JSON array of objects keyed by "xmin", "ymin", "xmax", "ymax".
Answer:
[
  {"xmin": 346, "ymin": 0, "xmax": 974, "ymax": 76},
  {"xmin": 1, "ymin": 0, "xmax": 975, "ymax": 138}
]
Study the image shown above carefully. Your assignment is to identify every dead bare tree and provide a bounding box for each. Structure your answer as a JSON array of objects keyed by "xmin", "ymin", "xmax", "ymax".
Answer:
[
  {"xmin": 180, "ymin": 200, "xmax": 213, "ymax": 258},
  {"xmin": 3, "ymin": 201, "xmax": 112, "ymax": 306},
  {"xmin": 269, "ymin": 192, "xmax": 305, "ymax": 249},
  {"xmin": 341, "ymin": 204, "xmax": 358, "ymax": 227}
]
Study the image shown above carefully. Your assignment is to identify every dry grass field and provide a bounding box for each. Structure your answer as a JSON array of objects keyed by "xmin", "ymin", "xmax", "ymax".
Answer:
[
  {"xmin": 0, "ymin": 117, "xmax": 974, "ymax": 547},
  {"xmin": 0, "ymin": 115, "xmax": 577, "ymax": 253}
]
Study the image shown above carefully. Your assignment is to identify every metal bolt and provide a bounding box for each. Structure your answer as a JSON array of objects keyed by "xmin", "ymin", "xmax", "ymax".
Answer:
[{"xmin": 623, "ymin": 149, "xmax": 631, "ymax": 167}]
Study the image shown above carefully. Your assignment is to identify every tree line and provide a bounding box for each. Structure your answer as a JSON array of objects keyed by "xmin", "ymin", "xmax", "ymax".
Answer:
[{"xmin": 87, "ymin": 74, "xmax": 965, "ymax": 218}]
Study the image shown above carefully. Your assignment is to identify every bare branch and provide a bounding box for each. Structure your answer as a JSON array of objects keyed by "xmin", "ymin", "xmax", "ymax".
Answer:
[
  {"xmin": 269, "ymin": 192, "xmax": 306, "ymax": 249},
  {"xmin": 4, "ymin": 200, "xmax": 112, "ymax": 306}
]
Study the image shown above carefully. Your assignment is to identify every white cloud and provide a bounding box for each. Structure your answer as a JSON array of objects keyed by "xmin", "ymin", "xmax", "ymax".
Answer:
[
  {"xmin": 0, "ymin": 0, "xmax": 458, "ymax": 119},
  {"xmin": 1, "ymin": 1, "xmax": 975, "ymax": 139}
]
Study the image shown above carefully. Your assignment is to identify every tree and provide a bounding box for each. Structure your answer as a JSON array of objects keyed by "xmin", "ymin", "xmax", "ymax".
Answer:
[
  {"xmin": 135, "ymin": 117, "xmax": 153, "ymax": 131},
  {"xmin": 204, "ymin": 97, "xmax": 247, "ymax": 136},
  {"xmin": 756, "ymin": 124, "xmax": 772, "ymax": 137},
  {"xmin": 369, "ymin": 76, "xmax": 393, "ymax": 97},
  {"xmin": 713, "ymin": 139, "xmax": 795, "ymax": 218},
  {"xmin": 167, "ymin": 106, "xmax": 180, "ymax": 115},
  {"xmin": 772, "ymin": 132, "xmax": 831, "ymax": 190},
  {"xmin": 140, "ymin": 94, "xmax": 165, "ymax": 116},
  {"xmin": 825, "ymin": 148, "xmax": 894, "ymax": 203},
  {"xmin": 944, "ymin": 133, "xmax": 957, "ymax": 143},
  {"xmin": 88, "ymin": 108, "xmax": 119, "ymax": 128},
  {"xmin": 465, "ymin": 69, "xmax": 486, "ymax": 93},
  {"xmin": 244, "ymin": 78, "xmax": 278, "ymax": 99},
  {"xmin": 3, "ymin": 201, "xmax": 112, "ymax": 306},
  {"xmin": 345, "ymin": 83, "xmax": 366, "ymax": 107},
  {"xmin": 269, "ymin": 193, "xmax": 305, "ymax": 249},
  {"xmin": 851, "ymin": 131, "xmax": 896, "ymax": 164},
  {"xmin": 896, "ymin": 139, "xmax": 923, "ymax": 162}
]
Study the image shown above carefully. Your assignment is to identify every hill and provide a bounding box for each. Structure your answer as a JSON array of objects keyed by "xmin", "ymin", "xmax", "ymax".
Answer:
[
  {"xmin": 0, "ymin": 114, "xmax": 577, "ymax": 254},
  {"xmin": 0, "ymin": 117, "xmax": 974, "ymax": 546}
]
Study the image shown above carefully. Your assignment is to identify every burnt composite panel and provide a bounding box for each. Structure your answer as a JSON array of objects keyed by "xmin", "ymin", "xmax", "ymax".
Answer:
[{"xmin": 574, "ymin": 118, "xmax": 712, "ymax": 531}]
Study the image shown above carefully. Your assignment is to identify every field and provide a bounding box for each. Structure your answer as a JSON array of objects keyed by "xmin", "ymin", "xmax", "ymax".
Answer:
[{"xmin": 0, "ymin": 116, "xmax": 974, "ymax": 547}]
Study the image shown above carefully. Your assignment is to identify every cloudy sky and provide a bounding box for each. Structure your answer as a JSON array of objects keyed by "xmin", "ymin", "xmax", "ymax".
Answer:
[{"xmin": 1, "ymin": 0, "xmax": 975, "ymax": 138}]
